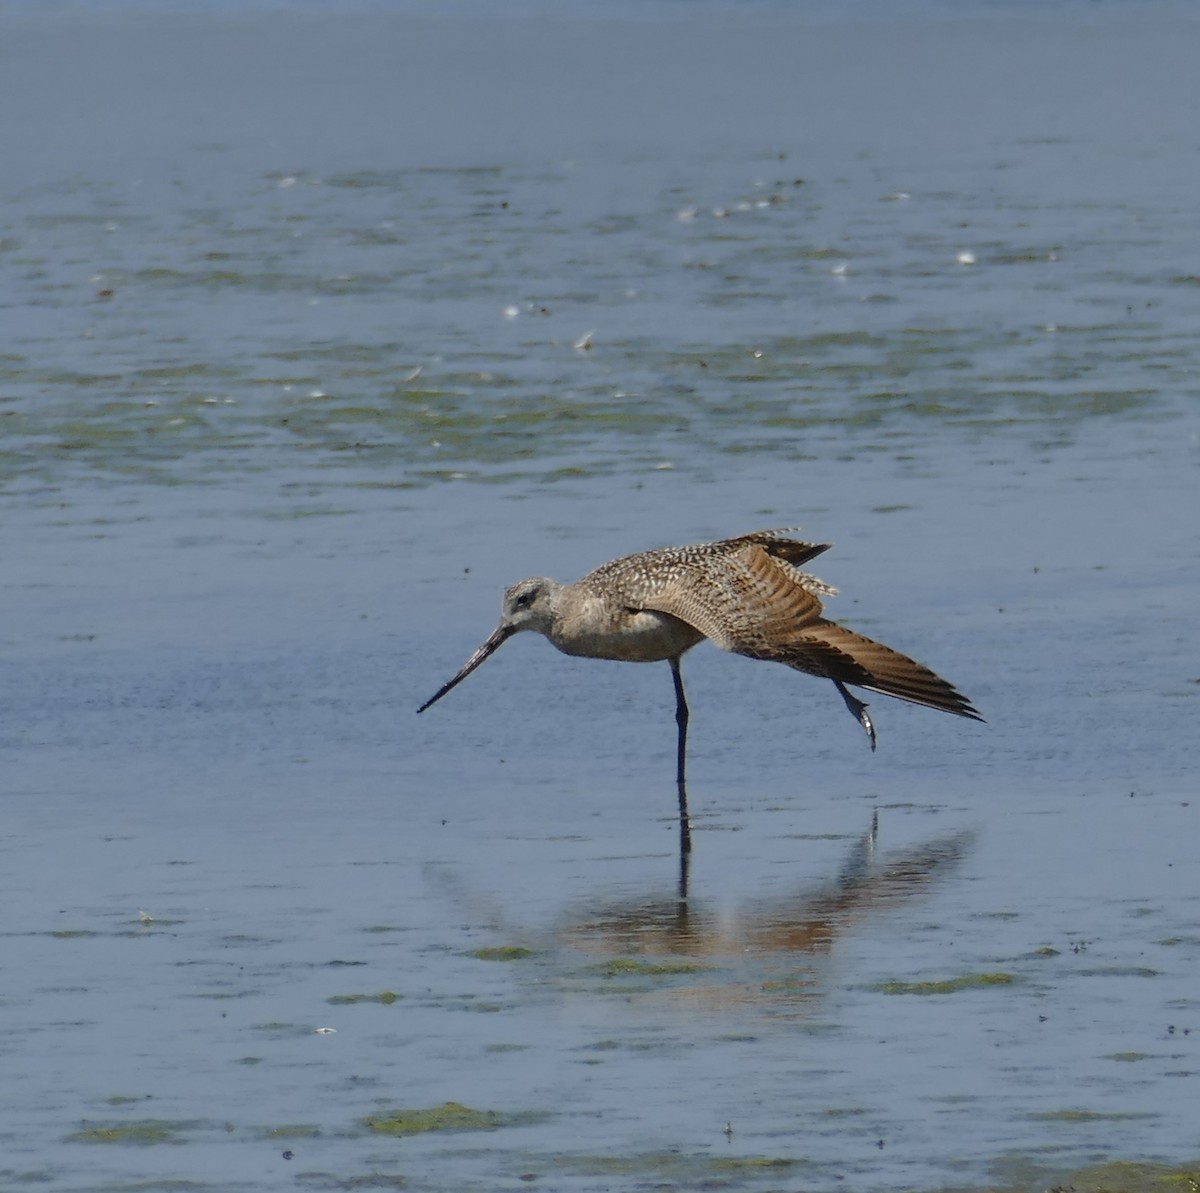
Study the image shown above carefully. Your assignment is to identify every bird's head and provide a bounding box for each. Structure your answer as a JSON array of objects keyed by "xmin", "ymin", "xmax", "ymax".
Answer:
[
  {"xmin": 416, "ymin": 576, "xmax": 562, "ymax": 714},
  {"xmin": 500, "ymin": 576, "xmax": 560, "ymax": 636}
]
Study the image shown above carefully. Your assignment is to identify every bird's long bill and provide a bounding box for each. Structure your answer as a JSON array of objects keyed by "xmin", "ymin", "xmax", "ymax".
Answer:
[{"xmin": 416, "ymin": 624, "xmax": 513, "ymax": 713}]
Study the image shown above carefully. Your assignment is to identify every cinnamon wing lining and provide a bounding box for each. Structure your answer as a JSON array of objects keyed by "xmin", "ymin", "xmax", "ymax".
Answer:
[
  {"xmin": 754, "ymin": 623, "xmax": 983, "ymax": 721},
  {"xmin": 636, "ymin": 540, "xmax": 982, "ymax": 722}
]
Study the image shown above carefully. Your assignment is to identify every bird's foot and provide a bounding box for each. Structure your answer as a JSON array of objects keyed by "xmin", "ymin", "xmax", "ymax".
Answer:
[{"xmin": 834, "ymin": 681, "xmax": 877, "ymax": 752}]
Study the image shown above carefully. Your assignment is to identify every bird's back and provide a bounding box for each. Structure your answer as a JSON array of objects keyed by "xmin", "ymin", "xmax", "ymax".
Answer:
[
  {"xmin": 579, "ymin": 530, "xmax": 981, "ymax": 722},
  {"xmin": 580, "ymin": 529, "xmax": 832, "ymax": 610}
]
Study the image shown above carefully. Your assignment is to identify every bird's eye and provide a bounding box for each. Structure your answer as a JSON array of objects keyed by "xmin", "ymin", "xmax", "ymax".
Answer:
[{"xmin": 513, "ymin": 591, "xmax": 533, "ymax": 610}]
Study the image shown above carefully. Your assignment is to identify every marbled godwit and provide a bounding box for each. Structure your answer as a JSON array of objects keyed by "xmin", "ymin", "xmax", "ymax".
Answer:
[{"xmin": 418, "ymin": 530, "xmax": 982, "ymax": 851}]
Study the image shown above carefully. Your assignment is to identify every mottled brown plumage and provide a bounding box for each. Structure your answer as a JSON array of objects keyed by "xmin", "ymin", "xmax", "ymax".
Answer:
[{"xmin": 418, "ymin": 529, "xmax": 983, "ymax": 851}]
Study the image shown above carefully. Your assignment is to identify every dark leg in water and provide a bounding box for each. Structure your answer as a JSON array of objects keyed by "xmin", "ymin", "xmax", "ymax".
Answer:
[
  {"xmin": 669, "ymin": 657, "xmax": 693, "ymax": 855},
  {"xmin": 677, "ymin": 834, "xmax": 691, "ymax": 902}
]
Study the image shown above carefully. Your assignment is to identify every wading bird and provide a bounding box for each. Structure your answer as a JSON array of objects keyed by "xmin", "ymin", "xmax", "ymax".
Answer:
[{"xmin": 418, "ymin": 530, "xmax": 982, "ymax": 852}]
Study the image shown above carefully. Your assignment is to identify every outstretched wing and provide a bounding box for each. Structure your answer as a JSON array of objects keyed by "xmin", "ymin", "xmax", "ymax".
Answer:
[
  {"xmin": 751, "ymin": 622, "xmax": 983, "ymax": 720},
  {"xmin": 631, "ymin": 533, "xmax": 981, "ymax": 722}
]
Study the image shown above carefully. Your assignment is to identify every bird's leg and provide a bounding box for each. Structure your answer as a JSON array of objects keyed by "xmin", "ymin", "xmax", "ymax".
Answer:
[
  {"xmin": 677, "ymin": 841, "xmax": 691, "ymax": 903},
  {"xmin": 669, "ymin": 657, "xmax": 693, "ymax": 854},
  {"xmin": 834, "ymin": 680, "xmax": 877, "ymax": 752}
]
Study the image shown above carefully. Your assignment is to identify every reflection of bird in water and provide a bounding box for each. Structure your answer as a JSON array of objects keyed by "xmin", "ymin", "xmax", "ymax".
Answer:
[
  {"xmin": 426, "ymin": 815, "xmax": 974, "ymax": 1016},
  {"xmin": 418, "ymin": 530, "xmax": 982, "ymax": 853},
  {"xmin": 559, "ymin": 815, "xmax": 972, "ymax": 981}
]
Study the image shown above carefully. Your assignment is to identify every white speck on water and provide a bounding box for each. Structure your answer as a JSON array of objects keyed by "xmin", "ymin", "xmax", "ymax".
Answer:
[{"xmin": 956, "ymin": 250, "xmax": 977, "ymax": 265}]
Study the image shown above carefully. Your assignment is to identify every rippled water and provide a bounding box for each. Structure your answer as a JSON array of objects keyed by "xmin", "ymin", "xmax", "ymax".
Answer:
[{"xmin": 2, "ymin": 3, "xmax": 1198, "ymax": 1191}]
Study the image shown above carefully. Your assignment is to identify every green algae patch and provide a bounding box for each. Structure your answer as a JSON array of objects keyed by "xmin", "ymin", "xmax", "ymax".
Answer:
[
  {"xmin": 761, "ymin": 977, "xmax": 818, "ymax": 995},
  {"xmin": 363, "ymin": 1102, "xmax": 501, "ymax": 1136},
  {"xmin": 262, "ymin": 1124, "xmax": 321, "ymax": 1139},
  {"xmin": 1042, "ymin": 1159, "xmax": 1200, "ymax": 1193},
  {"xmin": 295, "ymin": 1177, "xmax": 408, "ymax": 1191},
  {"xmin": 1031, "ymin": 1108, "xmax": 1157, "ymax": 1123},
  {"xmin": 1008, "ymin": 1152, "xmax": 1200, "ymax": 1190},
  {"xmin": 326, "ymin": 991, "xmax": 400, "ymax": 1005},
  {"xmin": 589, "ymin": 958, "xmax": 714, "ymax": 978},
  {"xmin": 710, "ymin": 1157, "xmax": 799, "ymax": 1172},
  {"xmin": 470, "ymin": 946, "xmax": 535, "ymax": 961},
  {"xmin": 67, "ymin": 1120, "xmax": 184, "ymax": 1145},
  {"xmin": 561, "ymin": 1152, "xmax": 801, "ymax": 1183},
  {"xmin": 877, "ymin": 971, "xmax": 1015, "ymax": 995}
]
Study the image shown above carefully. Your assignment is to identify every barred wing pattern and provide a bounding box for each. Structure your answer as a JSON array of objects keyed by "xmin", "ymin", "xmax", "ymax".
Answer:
[{"xmin": 602, "ymin": 532, "xmax": 982, "ymax": 722}]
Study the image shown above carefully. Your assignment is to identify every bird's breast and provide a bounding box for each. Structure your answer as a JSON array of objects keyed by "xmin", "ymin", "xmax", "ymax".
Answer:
[{"xmin": 550, "ymin": 603, "xmax": 704, "ymax": 663}]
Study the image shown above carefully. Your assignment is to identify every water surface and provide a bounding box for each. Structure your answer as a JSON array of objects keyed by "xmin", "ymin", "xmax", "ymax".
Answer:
[{"xmin": 1, "ymin": 3, "xmax": 1198, "ymax": 1191}]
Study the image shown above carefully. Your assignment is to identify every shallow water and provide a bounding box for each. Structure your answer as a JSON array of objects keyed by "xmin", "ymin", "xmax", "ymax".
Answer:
[{"xmin": 2, "ymin": 3, "xmax": 1199, "ymax": 1191}]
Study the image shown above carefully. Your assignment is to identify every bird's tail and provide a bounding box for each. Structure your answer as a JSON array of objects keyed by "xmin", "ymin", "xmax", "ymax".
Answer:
[{"xmin": 768, "ymin": 621, "xmax": 983, "ymax": 721}]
